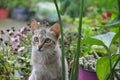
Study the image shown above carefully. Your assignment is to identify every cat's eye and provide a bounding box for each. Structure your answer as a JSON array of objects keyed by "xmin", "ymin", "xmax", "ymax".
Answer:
[
  {"xmin": 34, "ymin": 37, "xmax": 39, "ymax": 42},
  {"xmin": 45, "ymin": 38, "xmax": 51, "ymax": 43}
]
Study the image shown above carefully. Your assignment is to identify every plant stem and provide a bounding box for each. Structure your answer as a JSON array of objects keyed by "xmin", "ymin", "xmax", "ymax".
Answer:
[
  {"xmin": 118, "ymin": 0, "xmax": 120, "ymax": 78},
  {"xmin": 106, "ymin": 0, "xmax": 120, "ymax": 79},
  {"xmin": 106, "ymin": 50, "xmax": 120, "ymax": 80},
  {"xmin": 118, "ymin": 0, "xmax": 120, "ymax": 13},
  {"xmin": 107, "ymin": 48, "xmax": 114, "ymax": 80},
  {"xmin": 71, "ymin": 0, "xmax": 84, "ymax": 80},
  {"xmin": 53, "ymin": 0, "xmax": 65, "ymax": 80}
]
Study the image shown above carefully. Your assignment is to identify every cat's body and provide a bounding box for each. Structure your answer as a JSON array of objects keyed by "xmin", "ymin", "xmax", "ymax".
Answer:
[{"xmin": 29, "ymin": 20, "xmax": 69, "ymax": 80}]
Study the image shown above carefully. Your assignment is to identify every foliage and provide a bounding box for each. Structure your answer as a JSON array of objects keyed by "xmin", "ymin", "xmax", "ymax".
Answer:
[
  {"xmin": 0, "ymin": 26, "xmax": 31, "ymax": 79},
  {"xmin": 96, "ymin": 54, "xmax": 119, "ymax": 80},
  {"xmin": 0, "ymin": 0, "xmax": 10, "ymax": 8},
  {"xmin": 60, "ymin": 0, "xmax": 117, "ymax": 18},
  {"xmin": 9, "ymin": 0, "xmax": 40, "ymax": 14},
  {"xmin": 59, "ymin": 0, "xmax": 120, "ymax": 80}
]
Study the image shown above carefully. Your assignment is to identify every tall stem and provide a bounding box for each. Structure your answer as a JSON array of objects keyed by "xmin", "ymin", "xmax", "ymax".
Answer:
[
  {"xmin": 72, "ymin": 0, "xmax": 84, "ymax": 80},
  {"xmin": 54, "ymin": 0, "xmax": 65, "ymax": 80},
  {"xmin": 118, "ymin": 0, "xmax": 120, "ymax": 76},
  {"xmin": 118, "ymin": 0, "xmax": 120, "ymax": 13},
  {"xmin": 106, "ymin": 0, "xmax": 120, "ymax": 79}
]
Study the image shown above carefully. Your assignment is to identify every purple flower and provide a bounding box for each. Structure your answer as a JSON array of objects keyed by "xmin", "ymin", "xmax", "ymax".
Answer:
[
  {"xmin": 0, "ymin": 47, "xmax": 3, "ymax": 51},
  {"xmin": 11, "ymin": 44, "xmax": 17, "ymax": 50},
  {"xmin": 11, "ymin": 36, "xmax": 20, "ymax": 42}
]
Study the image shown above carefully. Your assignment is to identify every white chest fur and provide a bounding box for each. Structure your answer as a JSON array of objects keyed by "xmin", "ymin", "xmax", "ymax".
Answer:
[{"xmin": 29, "ymin": 45, "xmax": 64, "ymax": 80}]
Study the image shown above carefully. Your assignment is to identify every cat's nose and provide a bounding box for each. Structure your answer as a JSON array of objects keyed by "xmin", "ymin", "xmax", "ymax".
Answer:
[
  {"xmin": 38, "ymin": 45, "xmax": 42, "ymax": 51},
  {"xmin": 38, "ymin": 42, "xmax": 45, "ymax": 51}
]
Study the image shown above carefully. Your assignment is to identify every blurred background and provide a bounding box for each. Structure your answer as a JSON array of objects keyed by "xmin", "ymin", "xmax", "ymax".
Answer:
[{"xmin": 0, "ymin": 0, "xmax": 118, "ymax": 29}]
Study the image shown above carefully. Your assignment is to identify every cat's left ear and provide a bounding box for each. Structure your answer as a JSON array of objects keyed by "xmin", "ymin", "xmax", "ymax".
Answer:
[
  {"xmin": 30, "ymin": 19, "xmax": 40, "ymax": 34},
  {"xmin": 50, "ymin": 23, "xmax": 60, "ymax": 39}
]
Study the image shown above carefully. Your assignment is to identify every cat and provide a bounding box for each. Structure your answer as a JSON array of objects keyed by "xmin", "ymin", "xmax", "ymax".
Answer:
[{"xmin": 29, "ymin": 20, "xmax": 69, "ymax": 80}]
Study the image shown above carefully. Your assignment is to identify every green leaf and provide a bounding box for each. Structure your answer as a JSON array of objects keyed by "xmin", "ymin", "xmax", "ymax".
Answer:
[
  {"xmin": 105, "ymin": 19, "xmax": 120, "ymax": 28},
  {"xmin": 92, "ymin": 32, "xmax": 116, "ymax": 48},
  {"xmin": 82, "ymin": 37, "xmax": 104, "ymax": 46},
  {"xmin": 82, "ymin": 32, "xmax": 119, "ymax": 49},
  {"xmin": 82, "ymin": 32, "xmax": 120, "ymax": 48},
  {"xmin": 96, "ymin": 54, "xmax": 119, "ymax": 80},
  {"xmin": 60, "ymin": 0, "xmax": 71, "ymax": 15},
  {"xmin": 0, "ymin": 50, "xmax": 3, "ymax": 57},
  {"xmin": 97, "ymin": 14, "xmax": 120, "ymax": 28}
]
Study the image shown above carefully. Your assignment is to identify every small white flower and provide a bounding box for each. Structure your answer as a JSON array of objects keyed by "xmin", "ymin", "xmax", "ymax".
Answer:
[{"xmin": 18, "ymin": 46, "xmax": 25, "ymax": 52}]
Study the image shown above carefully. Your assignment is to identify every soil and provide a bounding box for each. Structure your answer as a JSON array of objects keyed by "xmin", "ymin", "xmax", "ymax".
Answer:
[{"xmin": 0, "ymin": 18, "xmax": 28, "ymax": 30}]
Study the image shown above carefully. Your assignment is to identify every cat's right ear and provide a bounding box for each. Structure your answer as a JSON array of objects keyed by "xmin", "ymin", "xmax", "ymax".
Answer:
[{"xmin": 30, "ymin": 19, "xmax": 40, "ymax": 34}]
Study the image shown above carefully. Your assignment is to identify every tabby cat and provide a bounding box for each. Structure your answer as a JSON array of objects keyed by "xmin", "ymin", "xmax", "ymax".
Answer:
[{"xmin": 29, "ymin": 20, "xmax": 69, "ymax": 80}]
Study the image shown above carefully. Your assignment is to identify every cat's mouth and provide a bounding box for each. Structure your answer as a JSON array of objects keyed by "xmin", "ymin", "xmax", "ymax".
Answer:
[
  {"xmin": 38, "ymin": 48, "xmax": 43, "ymax": 52},
  {"xmin": 38, "ymin": 49, "xmax": 43, "ymax": 52}
]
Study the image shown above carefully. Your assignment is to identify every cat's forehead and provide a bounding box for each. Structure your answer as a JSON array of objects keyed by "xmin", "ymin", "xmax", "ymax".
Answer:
[
  {"xmin": 34, "ymin": 28, "xmax": 46, "ymax": 35},
  {"xmin": 33, "ymin": 28, "xmax": 56, "ymax": 40},
  {"xmin": 33, "ymin": 28, "xmax": 54, "ymax": 36}
]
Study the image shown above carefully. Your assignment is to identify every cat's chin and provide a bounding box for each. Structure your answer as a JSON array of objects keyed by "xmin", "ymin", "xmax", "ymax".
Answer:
[{"xmin": 38, "ymin": 49, "xmax": 43, "ymax": 52}]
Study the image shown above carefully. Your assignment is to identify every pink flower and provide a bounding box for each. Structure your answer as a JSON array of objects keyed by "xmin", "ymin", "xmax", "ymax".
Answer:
[
  {"xmin": 11, "ymin": 43, "xmax": 18, "ymax": 50},
  {"xmin": 0, "ymin": 47, "xmax": 3, "ymax": 51},
  {"xmin": 11, "ymin": 36, "xmax": 20, "ymax": 42},
  {"xmin": 18, "ymin": 46, "xmax": 25, "ymax": 52}
]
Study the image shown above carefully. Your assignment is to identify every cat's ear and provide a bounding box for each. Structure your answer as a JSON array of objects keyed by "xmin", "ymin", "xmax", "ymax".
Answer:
[
  {"xmin": 50, "ymin": 23, "xmax": 60, "ymax": 39},
  {"xmin": 30, "ymin": 19, "xmax": 40, "ymax": 33}
]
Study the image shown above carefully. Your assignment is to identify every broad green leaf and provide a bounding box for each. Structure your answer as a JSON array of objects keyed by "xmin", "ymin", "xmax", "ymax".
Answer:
[
  {"xmin": 96, "ymin": 54, "xmax": 119, "ymax": 80},
  {"xmin": 82, "ymin": 32, "xmax": 117, "ymax": 48},
  {"xmin": 82, "ymin": 37, "xmax": 104, "ymax": 46},
  {"xmin": 92, "ymin": 32, "xmax": 116, "ymax": 48}
]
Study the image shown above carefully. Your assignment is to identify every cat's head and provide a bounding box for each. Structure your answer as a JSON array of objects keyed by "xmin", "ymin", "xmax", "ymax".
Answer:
[{"xmin": 30, "ymin": 20, "xmax": 60, "ymax": 52}]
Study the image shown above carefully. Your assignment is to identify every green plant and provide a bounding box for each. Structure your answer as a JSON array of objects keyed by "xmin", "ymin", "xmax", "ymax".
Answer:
[
  {"xmin": 83, "ymin": 31, "xmax": 119, "ymax": 80},
  {"xmin": 54, "ymin": 0, "xmax": 66, "ymax": 80},
  {"xmin": 54, "ymin": 0, "xmax": 84, "ymax": 80},
  {"xmin": 60, "ymin": 0, "xmax": 117, "ymax": 18},
  {"xmin": 0, "ymin": 50, "xmax": 17, "ymax": 79},
  {"xmin": 0, "ymin": 0, "xmax": 10, "ymax": 8},
  {"xmin": 82, "ymin": 0, "xmax": 120, "ymax": 79},
  {"xmin": 10, "ymin": 0, "xmax": 29, "ymax": 8},
  {"xmin": 0, "ymin": 27, "xmax": 31, "ymax": 79},
  {"xmin": 56, "ymin": 0, "xmax": 120, "ymax": 80}
]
